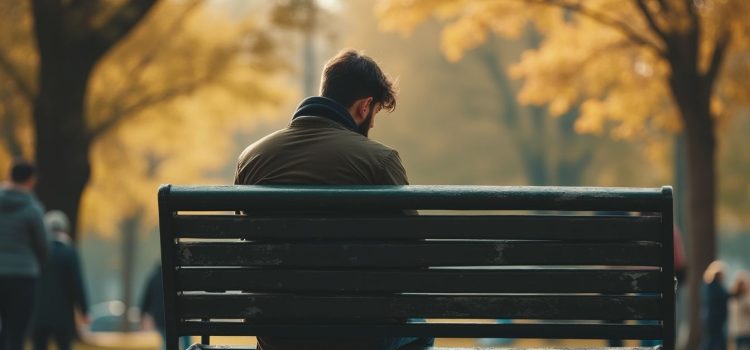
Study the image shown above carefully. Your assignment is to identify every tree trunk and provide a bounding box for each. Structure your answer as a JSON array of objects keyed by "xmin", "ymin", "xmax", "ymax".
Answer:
[
  {"xmin": 521, "ymin": 106, "xmax": 550, "ymax": 186},
  {"xmin": 120, "ymin": 212, "xmax": 140, "ymax": 332},
  {"xmin": 33, "ymin": 55, "xmax": 93, "ymax": 240},
  {"xmin": 669, "ymin": 70, "xmax": 716, "ymax": 350},
  {"xmin": 674, "ymin": 134, "xmax": 688, "ymax": 234},
  {"xmin": 681, "ymin": 107, "xmax": 716, "ymax": 350},
  {"xmin": 673, "ymin": 132, "xmax": 689, "ymax": 345},
  {"xmin": 30, "ymin": 0, "xmax": 157, "ymax": 239}
]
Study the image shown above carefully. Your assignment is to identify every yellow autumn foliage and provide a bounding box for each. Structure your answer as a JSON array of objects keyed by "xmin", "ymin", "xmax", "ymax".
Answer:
[
  {"xmin": 377, "ymin": 0, "xmax": 750, "ymax": 138},
  {"xmin": 0, "ymin": 0, "xmax": 288, "ymax": 237}
]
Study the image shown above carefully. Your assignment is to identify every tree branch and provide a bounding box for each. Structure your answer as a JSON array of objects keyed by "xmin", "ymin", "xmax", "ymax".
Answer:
[
  {"xmin": 0, "ymin": 52, "xmax": 34, "ymax": 102},
  {"xmin": 657, "ymin": 0, "xmax": 671, "ymax": 11},
  {"xmin": 526, "ymin": 0, "xmax": 667, "ymax": 57},
  {"xmin": 100, "ymin": 0, "xmax": 201, "ymax": 115},
  {"xmin": 88, "ymin": 0, "xmax": 159, "ymax": 61},
  {"xmin": 89, "ymin": 73, "xmax": 219, "ymax": 138},
  {"xmin": 685, "ymin": 0, "xmax": 697, "ymax": 17},
  {"xmin": 705, "ymin": 30, "xmax": 731, "ymax": 95},
  {"xmin": 90, "ymin": 86, "xmax": 192, "ymax": 138},
  {"xmin": 635, "ymin": 0, "xmax": 668, "ymax": 42},
  {"xmin": 0, "ymin": 88, "xmax": 25, "ymax": 158},
  {"xmin": 91, "ymin": 35, "xmax": 254, "ymax": 139},
  {"xmin": 68, "ymin": 0, "xmax": 105, "ymax": 27},
  {"xmin": 683, "ymin": 0, "xmax": 700, "ymax": 31}
]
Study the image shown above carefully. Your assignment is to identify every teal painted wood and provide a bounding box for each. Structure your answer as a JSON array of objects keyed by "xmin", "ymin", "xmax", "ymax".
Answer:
[
  {"xmin": 158, "ymin": 186, "xmax": 180, "ymax": 350},
  {"xmin": 188, "ymin": 344, "xmax": 657, "ymax": 350},
  {"xmin": 176, "ymin": 268, "xmax": 662, "ymax": 293},
  {"xmin": 659, "ymin": 186, "xmax": 676, "ymax": 350},
  {"xmin": 158, "ymin": 184, "xmax": 675, "ymax": 349},
  {"xmin": 179, "ymin": 322, "xmax": 663, "ymax": 341},
  {"xmin": 177, "ymin": 294, "xmax": 662, "ymax": 320},
  {"xmin": 175, "ymin": 241, "xmax": 663, "ymax": 267},
  {"xmin": 173, "ymin": 215, "xmax": 663, "ymax": 241},
  {"xmin": 163, "ymin": 185, "xmax": 668, "ymax": 212}
]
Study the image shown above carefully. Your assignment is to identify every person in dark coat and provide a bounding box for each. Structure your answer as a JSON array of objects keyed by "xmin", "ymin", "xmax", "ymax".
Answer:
[
  {"xmin": 31, "ymin": 210, "xmax": 89, "ymax": 350},
  {"xmin": 0, "ymin": 160, "xmax": 50, "ymax": 350},
  {"xmin": 140, "ymin": 264, "xmax": 190, "ymax": 350},
  {"xmin": 140, "ymin": 264, "xmax": 166, "ymax": 340},
  {"xmin": 702, "ymin": 260, "xmax": 731, "ymax": 350}
]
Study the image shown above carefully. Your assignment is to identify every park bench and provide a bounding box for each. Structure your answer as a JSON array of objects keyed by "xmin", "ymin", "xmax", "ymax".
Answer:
[{"xmin": 158, "ymin": 185, "xmax": 675, "ymax": 350}]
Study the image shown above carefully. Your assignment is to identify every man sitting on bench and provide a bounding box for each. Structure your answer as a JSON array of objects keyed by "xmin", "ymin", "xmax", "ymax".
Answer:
[{"xmin": 234, "ymin": 49, "xmax": 433, "ymax": 350}]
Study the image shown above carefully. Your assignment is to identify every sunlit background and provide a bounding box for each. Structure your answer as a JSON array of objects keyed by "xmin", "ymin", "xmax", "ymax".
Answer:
[{"xmin": 1, "ymin": 0, "xmax": 749, "ymax": 349}]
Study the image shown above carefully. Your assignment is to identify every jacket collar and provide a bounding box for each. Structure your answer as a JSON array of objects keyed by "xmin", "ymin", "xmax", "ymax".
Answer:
[{"xmin": 291, "ymin": 96, "xmax": 358, "ymax": 132}]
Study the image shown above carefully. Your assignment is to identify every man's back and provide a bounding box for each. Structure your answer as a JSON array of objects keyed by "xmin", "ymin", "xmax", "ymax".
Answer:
[
  {"xmin": 231, "ymin": 49, "xmax": 431, "ymax": 350},
  {"xmin": 235, "ymin": 116, "xmax": 407, "ymax": 186},
  {"xmin": 234, "ymin": 118, "xmax": 413, "ymax": 350}
]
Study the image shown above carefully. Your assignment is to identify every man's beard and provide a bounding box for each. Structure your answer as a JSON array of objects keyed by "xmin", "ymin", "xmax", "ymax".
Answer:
[{"xmin": 357, "ymin": 108, "xmax": 374, "ymax": 137}]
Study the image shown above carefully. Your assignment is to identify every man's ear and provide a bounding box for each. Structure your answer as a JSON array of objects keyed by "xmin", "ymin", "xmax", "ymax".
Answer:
[{"xmin": 349, "ymin": 97, "xmax": 373, "ymax": 125}]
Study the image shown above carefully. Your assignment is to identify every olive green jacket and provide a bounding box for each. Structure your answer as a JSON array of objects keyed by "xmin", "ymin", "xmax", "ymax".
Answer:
[
  {"xmin": 235, "ymin": 116, "xmax": 408, "ymax": 186},
  {"xmin": 234, "ymin": 116, "xmax": 414, "ymax": 350}
]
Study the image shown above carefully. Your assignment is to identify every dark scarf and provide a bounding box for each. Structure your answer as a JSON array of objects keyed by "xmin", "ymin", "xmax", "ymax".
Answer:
[{"xmin": 292, "ymin": 96, "xmax": 359, "ymax": 133}]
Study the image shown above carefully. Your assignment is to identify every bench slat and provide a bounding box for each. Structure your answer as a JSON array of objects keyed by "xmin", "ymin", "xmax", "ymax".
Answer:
[
  {"xmin": 176, "ymin": 241, "xmax": 661, "ymax": 267},
  {"xmin": 173, "ymin": 215, "xmax": 662, "ymax": 241},
  {"xmin": 166, "ymin": 185, "xmax": 665, "ymax": 212},
  {"xmin": 177, "ymin": 294, "xmax": 662, "ymax": 320},
  {"xmin": 176, "ymin": 268, "xmax": 661, "ymax": 293},
  {"xmin": 177, "ymin": 321, "xmax": 663, "ymax": 340}
]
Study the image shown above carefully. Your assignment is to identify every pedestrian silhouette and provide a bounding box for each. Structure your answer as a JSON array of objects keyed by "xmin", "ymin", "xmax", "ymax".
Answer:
[
  {"xmin": 0, "ymin": 160, "xmax": 50, "ymax": 350},
  {"xmin": 31, "ymin": 210, "xmax": 89, "ymax": 350}
]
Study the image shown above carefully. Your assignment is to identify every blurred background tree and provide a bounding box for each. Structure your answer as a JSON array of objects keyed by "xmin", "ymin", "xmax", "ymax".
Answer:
[
  {"xmin": 0, "ymin": 0, "xmax": 285, "ymax": 238},
  {"xmin": 376, "ymin": 0, "xmax": 750, "ymax": 347},
  {"xmin": 0, "ymin": 0, "xmax": 287, "ymax": 329}
]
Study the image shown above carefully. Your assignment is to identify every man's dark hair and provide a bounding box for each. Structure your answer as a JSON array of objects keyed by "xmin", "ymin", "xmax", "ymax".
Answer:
[
  {"xmin": 320, "ymin": 49, "xmax": 397, "ymax": 112},
  {"xmin": 10, "ymin": 160, "xmax": 36, "ymax": 183}
]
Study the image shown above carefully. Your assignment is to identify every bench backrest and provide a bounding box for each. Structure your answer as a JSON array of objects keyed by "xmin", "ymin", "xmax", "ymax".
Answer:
[{"xmin": 158, "ymin": 185, "xmax": 675, "ymax": 349}]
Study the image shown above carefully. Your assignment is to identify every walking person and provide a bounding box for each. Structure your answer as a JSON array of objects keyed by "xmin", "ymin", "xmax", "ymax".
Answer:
[
  {"xmin": 31, "ymin": 210, "xmax": 89, "ymax": 350},
  {"xmin": 140, "ymin": 264, "xmax": 191, "ymax": 350},
  {"xmin": 701, "ymin": 260, "xmax": 731, "ymax": 350},
  {"xmin": 730, "ymin": 272, "xmax": 750, "ymax": 350},
  {"xmin": 140, "ymin": 264, "xmax": 166, "ymax": 348},
  {"xmin": 0, "ymin": 160, "xmax": 50, "ymax": 350}
]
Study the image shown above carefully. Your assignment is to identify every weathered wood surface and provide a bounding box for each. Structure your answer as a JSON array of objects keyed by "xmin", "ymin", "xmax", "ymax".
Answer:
[
  {"xmin": 176, "ymin": 268, "xmax": 661, "ymax": 293},
  {"xmin": 163, "ymin": 185, "xmax": 669, "ymax": 212},
  {"xmin": 173, "ymin": 215, "xmax": 662, "ymax": 241},
  {"xmin": 178, "ymin": 294, "xmax": 662, "ymax": 320},
  {"xmin": 187, "ymin": 345, "xmax": 657, "ymax": 350},
  {"xmin": 178, "ymin": 321, "xmax": 662, "ymax": 340},
  {"xmin": 176, "ymin": 241, "xmax": 661, "ymax": 267},
  {"xmin": 159, "ymin": 185, "xmax": 675, "ymax": 348}
]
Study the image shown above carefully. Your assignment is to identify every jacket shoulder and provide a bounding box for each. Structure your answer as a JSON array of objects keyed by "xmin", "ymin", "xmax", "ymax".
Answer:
[{"xmin": 238, "ymin": 128, "xmax": 288, "ymax": 160}]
